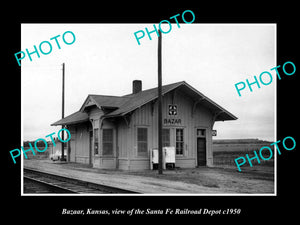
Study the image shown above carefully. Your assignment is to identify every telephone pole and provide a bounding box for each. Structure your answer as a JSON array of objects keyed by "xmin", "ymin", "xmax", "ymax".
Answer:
[
  {"xmin": 158, "ymin": 30, "xmax": 163, "ymax": 174},
  {"xmin": 61, "ymin": 63, "xmax": 65, "ymax": 161}
]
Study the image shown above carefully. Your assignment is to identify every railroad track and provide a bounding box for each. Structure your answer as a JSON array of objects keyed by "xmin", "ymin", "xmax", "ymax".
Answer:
[{"xmin": 23, "ymin": 168, "xmax": 139, "ymax": 194}]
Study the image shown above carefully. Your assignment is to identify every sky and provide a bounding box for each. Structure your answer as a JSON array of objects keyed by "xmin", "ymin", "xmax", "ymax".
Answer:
[{"xmin": 21, "ymin": 23, "xmax": 276, "ymax": 142}]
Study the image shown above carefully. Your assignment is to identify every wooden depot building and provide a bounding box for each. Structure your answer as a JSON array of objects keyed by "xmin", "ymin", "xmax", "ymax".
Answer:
[{"xmin": 51, "ymin": 80, "xmax": 237, "ymax": 170}]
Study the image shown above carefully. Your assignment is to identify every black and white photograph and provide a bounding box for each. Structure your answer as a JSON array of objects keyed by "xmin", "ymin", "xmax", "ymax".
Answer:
[
  {"xmin": 21, "ymin": 23, "xmax": 276, "ymax": 195},
  {"xmin": 4, "ymin": 5, "xmax": 298, "ymax": 221}
]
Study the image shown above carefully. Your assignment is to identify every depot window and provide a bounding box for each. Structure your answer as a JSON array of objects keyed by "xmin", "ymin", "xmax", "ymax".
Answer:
[
  {"xmin": 176, "ymin": 128, "xmax": 184, "ymax": 155},
  {"xmin": 137, "ymin": 127, "xmax": 148, "ymax": 156},
  {"xmin": 103, "ymin": 129, "xmax": 113, "ymax": 155}
]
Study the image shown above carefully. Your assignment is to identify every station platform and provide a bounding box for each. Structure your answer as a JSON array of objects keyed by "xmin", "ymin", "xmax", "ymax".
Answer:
[{"xmin": 23, "ymin": 159, "xmax": 221, "ymax": 194}]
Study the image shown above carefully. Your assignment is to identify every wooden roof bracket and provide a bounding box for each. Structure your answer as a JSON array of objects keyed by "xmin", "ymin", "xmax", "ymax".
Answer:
[
  {"xmin": 212, "ymin": 111, "xmax": 224, "ymax": 127},
  {"xmin": 89, "ymin": 118, "xmax": 105, "ymax": 130},
  {"xmin": 99, "ymin": 117, "xmax": 105, "ymax": 129},
  {"xmin": 191, "ymin": 97, "xmax": 204, "ymax": 118},
  {"xmin": 123, "ymin": 113, "xmax": 132, "ymax": 128}
]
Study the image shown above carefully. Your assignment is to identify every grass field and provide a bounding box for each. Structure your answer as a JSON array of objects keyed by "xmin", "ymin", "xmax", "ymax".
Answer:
[{"xmin": 213, "ymin": 139, "xmax": 275, "ymax": 168}]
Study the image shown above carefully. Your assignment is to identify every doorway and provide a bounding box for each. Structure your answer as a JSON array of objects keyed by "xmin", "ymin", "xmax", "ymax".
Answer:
[{"xmin": 197, "ymin": 137, "xmax": 206, "ymax": 166}]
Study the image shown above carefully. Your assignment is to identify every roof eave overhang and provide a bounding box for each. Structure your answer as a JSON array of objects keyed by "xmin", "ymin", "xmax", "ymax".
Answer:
[
  {"xmin": 104, "ymin": 82, "xmax": 238, "ymax": 121},
  {"xmin": 51, "ymin": 118, "xmax": 89, "ymax": 126}
]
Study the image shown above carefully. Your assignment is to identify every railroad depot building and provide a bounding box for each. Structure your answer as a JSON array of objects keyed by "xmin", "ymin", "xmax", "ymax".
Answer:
[{"xmin": 51, "ymin": 80, "xmax": 237, "ymax": 170}]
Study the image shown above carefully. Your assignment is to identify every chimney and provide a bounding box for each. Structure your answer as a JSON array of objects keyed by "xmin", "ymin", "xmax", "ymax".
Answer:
[{"xmin": 132, "ymin": 80, "xmax": 142, "ymax": 94}]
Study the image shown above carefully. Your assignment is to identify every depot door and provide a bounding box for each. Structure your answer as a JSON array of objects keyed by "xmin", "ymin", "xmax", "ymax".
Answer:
[{"xmin": 197, "ymin": 138, "xmax": 206, "ymax": 166}]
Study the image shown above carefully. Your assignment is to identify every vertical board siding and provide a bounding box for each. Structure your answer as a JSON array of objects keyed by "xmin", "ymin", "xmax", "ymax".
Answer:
[
  {"xmin": 73, "ymin": 123, "xmax": 90, "ymax": 164},
  {"xmin": 68, "ymin": 126, "xmax": 76, "ymax": 162},
  {"xmin": 71, "ymin": 89, "xmax": 216, "ymax": 169},
  {"xmin": 128, "ymin": 90, "xmax": 214, "ymax": 168}
]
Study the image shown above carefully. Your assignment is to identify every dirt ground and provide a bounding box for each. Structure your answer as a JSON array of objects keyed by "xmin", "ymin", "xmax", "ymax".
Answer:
[{"xmin": 60, "ymin": 162, "xmax": 275, "ymax": 194}]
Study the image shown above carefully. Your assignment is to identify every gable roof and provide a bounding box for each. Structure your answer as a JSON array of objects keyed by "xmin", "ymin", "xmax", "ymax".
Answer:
[
  {"xmin": 51, "ymin": 81, "xmax": 237, "ymax": 126},
  {"xmin": 106, "ymin": 81, "xmax": 185, "ymax": 117},
  {"xmin": 80, "ymin": 94, "xmax": 130, "ymax": 112}
]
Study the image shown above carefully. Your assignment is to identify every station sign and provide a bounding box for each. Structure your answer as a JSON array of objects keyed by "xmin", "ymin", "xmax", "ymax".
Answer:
[{"xmin": 212, "ymin": 130, "xmax": 217, "ymax": 136}]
